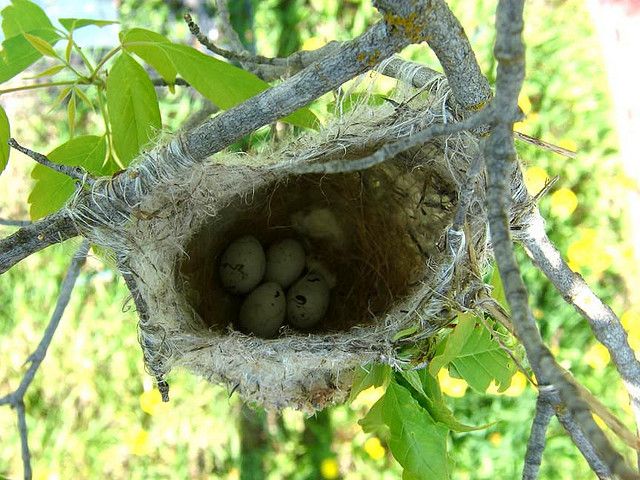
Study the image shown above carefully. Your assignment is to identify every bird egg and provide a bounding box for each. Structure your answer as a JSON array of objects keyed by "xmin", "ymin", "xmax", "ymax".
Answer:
[
  {"xmin": 219, "ymin": 235, "xmax": 266, "ymax": 294},
  {"xmin": 264, "ymin": 238, "xmax": 306, "ymax": 288},
  {"xmin": 238, "ymin": 282, "xmax": 286, "ymax": 338},
  {"xmin": 287, "ymin": 272, "xmax": 330, "ymax": 329}
]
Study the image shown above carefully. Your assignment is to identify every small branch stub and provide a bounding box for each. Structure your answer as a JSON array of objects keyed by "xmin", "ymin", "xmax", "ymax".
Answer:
[{"xmin": 8, "ymin": 138, "xmax": 95, "ymax": 186}]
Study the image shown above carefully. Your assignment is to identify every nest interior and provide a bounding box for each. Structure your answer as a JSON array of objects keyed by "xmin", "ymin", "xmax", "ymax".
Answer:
[{"xmin": 180, "ymin": 160, "xmax": 457, "ymax": 336}]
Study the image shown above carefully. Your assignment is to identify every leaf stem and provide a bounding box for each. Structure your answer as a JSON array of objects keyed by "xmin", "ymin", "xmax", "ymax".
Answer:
[
  {"xmin": 91, "ymin": 45, "xmax": 122, "ymax": 80},
  {"xmin": 0, "ymin": 80, "xmax": 79, "ymax": 96}
]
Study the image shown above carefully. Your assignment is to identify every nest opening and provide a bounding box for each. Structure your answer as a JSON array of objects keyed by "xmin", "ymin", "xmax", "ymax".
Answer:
[{"xmin": 179, "ymin": 158, "xmax": 457, "ymax": 338}]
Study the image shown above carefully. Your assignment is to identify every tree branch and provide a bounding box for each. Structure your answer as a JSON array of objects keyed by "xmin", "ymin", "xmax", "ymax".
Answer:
[
  {"xmin": 0, "ymin": 218, "xmax": 31, "ymax": 227},
  {"xmin": 8, "ymin": 138, "xmax": 95, "ymax": 186},
  {"xmin": 523, "ymin": 388, "xmax": 555, "ymax": 480},
  {"xmin": 0, "ymin": 240, "xmax": 89, "ymax": 480},
  {"xmin": 485, "ymin": 0, "xmax": 637, "ymax": 478},
  {"xmin": 0, "ymin": 210, "xmax": 79, "ymax": 274},
  {"xmin": 521, "ymin": 207, "xmax": 640, "ymax": 447},
  {"xmin": 290, "ymin": 106, "xmax": 492, "ymax": 174}
]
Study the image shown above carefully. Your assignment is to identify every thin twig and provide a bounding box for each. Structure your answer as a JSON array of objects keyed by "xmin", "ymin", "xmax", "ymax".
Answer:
[
  {"xmin": 522, "ymin": 207, "xmax": 640, "ymax": 451},
  {"xmin": 0, "ymin": 240, "xmax": 89, "ymax": 480},
  {"xmin": 451, "ymin": 151, "xmax": 484, "ymax": 232},
  {"xmin": 118, "ymin": 258, "xmax": 170, "ymax": 402},
  {"xmin": 289, "ymin": 106, "xmax": 492, "ymax": 174},
  {"xmin": 185, "ymin": 13, "xmax": 284, "ymax": 66},
  {"xmin": 16, "ymin": 401, "xmax": 31, "ymax": 480},
  {"xmin": 550, "ymin": 388, "xmax": 613, "ymax": 479},
  {"xmin": 0, "ymin": 219, "xmax": 31, "ymax": 227},
  {"xmin": 523, "ymin": 388, "xmax": 555, "ymax": 480},
  {"xmin": 8, "ymin": 138, "xmax": 95, "ymax": 186},
  {"xmin": 0, "ymin": 210, "xmax": 79, "ymax": 274},
  {"xmin": 215, "ymin": 0, "xmax": 247, "ymax": 54}
]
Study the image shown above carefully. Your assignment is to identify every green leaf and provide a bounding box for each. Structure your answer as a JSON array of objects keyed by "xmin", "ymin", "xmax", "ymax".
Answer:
[
  {"xmin": 382, "ymin": 382, "xmax": 450, "ymax": 480},
  {"xmin": 348, "ymin": 363, "xmax": 391, "ymax": 403},
  {"xmin": 28, "ymin": 136, "xmax": 107, "ymax": 220},
  {"xmin": 23, "ymin": 32, "xmax": 58, "ymax": 58},
  {"xmin": 428, "ymin": 312, "xmax": 477, "ymax": 376},
  {"xmin": 106, "ymin": 52, "xmax": 161, "ymax": 165},
  {"xmin": 490, "ymin": 266, "xmax": 508, "ymax": 311},
  {"xmin": 121, "ymin": 28, "xmax": 317, "ymax": 129},
  {"xmin": 120, "ymin": 28, "xmax": 177, "ymax": 84},
  {"xmin": 358, "ymin": 396, "xmax": 388, "ymax": 438},
  {"xmin": 0, "ymin": 105, "xmax": 10, "ymax": 174},
  {"xmin": 65, "ymin": 37, "xmax": 72, "ymax": 63},
  {"xmin": 0, "ymin": 28, "xmax": 61, "ymax": 83},
  {"xmin": 448, "ymin": 319, "xmax": 516, "ymax": 393},
  {"xmin": 26, "ymin": 63, "xmax": 65, "ymax": 79},
  {"xmin": 47, "ymin": 86, "xmax": 72, "ymax": 113},
  {"xmin": 400, "ymin": 369, "xmax": 492, "ymax": 432},
  {"xmin": 59, "ymin": 18, "xmax": 119, "ymax": 32},
  {"xmin": 1, "ymin": 0, "xmax": 55, "ymax": 38},
  {"xmin": 73, "ymin": 86, "xmax": 93, "ymax": 110}
]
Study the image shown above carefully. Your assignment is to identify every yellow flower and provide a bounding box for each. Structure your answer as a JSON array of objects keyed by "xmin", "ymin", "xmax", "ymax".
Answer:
[
  {"xmin": 139, "ymin": 389, "xmax": 167, "ymax": 416},
  {"xmin": 320, "ymin": 458, "xmax": 340, "ymax": 479},
  {"xmin": 550, "ymin": 187, "xmax": 578, "ymax": 217},
  {"xmin": 515, "ymin": 112, "xmax": 540, "ymax": 133},
  {"xmin": 622, "ymin": 308, "xmax": 640, "ymax": 336},
  {"xmin": 302, "ymin": 36, "xmax": 326, "ymax": 51},
  {"xmin": 518, "ymin": 92, "xmax": 532, "ymax": 116},
  {"xmin": 567, "ymin": 229, "xmax": 612, "ymax": 273},
  {"xmin": 626, "ymin": 313, "xmax": 640, "ymax": 352},
  {"xmin": 438, "ymin": 369, "xmax": 468, "ymax": 398},
  {"xmin": 364, "ymin": 437, "xmax": 386, "ymax": 461},
  {"xmin": 352, "ymin": 386, "xmax": 386, "ymax": 410},
  {"xmin": 557, "ymin": 138, "xmax": 578, "ymax": 152},
  {"xmin": 227, "ymin": 468, "xmax": 240, "ymax": 480},
  {"xmin": 524, "ymin": 166, "xmax": 549, "ymax": 195},
  {"xmin": 488, "ymin": 432, "xmax": 503, "ymax": 446},
  {"xmin": 503, "ymin": 371, "xmax": 528, "ymax": 397},
  {"xmin": 127, "ymin": 429, "xmax": 151, "ymax": 456},
  {"xmin": 584, "ymin": 343, "xmax": 610, "ymax": 370},
  {"xmin": 486, "ymin": 371, "xmax": 528, "ymax": 396}
]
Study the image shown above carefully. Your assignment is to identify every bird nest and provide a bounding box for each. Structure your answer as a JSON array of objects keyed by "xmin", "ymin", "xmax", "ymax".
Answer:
[{"xmin": 72, "ymin": 76, "xmax": 491, "ymax": 411}]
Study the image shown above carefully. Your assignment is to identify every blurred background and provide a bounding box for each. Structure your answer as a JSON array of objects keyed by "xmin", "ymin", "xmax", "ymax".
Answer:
[{"xmin": 1, "ymin": 0, "xmax": 639, "ymax": 478}]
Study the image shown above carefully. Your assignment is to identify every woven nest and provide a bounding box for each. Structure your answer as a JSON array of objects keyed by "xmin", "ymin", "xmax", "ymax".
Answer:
[{"xmin": 73, "ymin": 75, "xmax": 492, "ymax": 411}]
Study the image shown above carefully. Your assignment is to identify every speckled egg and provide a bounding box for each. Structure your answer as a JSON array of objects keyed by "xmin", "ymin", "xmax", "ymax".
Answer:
[
  {"xmin": 287, "ymin": 272, "xmax": 330, "ymax": 329},
  {"xmin": 238, "ymin": 282, "xmax": 286, "ymax": 338},
  {"xmin": 219, "ymin": 235, "xmax": 266, "ymax": 294},
  {"xmin": 264, "ymin": 238, "xmax": 306, "ymax": 288}
]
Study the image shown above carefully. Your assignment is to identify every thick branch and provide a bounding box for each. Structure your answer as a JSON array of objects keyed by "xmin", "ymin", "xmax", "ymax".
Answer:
[
  {"xmin": 0, "ymin": 210, "xmax": 79, "ymax": 274},
  {"xmin": 486, "ymin": 0, "xmax": 636, "ymax": 477}
]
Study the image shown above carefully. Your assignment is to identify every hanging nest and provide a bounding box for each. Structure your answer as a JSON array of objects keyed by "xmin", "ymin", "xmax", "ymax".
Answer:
[{"xmin": 72, "ymin": 73, "xmax": 493, "ymax": 412}]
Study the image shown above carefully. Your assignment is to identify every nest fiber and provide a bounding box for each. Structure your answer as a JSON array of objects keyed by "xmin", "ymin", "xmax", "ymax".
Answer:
[{"xmin": 72, "ymin": 73, "xmax": 492, "ymax": 411}]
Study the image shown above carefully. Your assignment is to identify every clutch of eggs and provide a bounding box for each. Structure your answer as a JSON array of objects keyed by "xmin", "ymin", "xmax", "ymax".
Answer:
[{"xmin": 219, "ymin": 236, "xmax": 332, "ymax": 337}]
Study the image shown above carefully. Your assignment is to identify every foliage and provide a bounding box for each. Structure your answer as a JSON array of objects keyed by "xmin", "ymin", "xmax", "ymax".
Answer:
[
  {"xmin": 0, "ymin": 0, "xmax": 637, "ymax": 478},
  {"xmin": 0, "ymin": 0, "xmax": 317, "ymax": 223}
]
